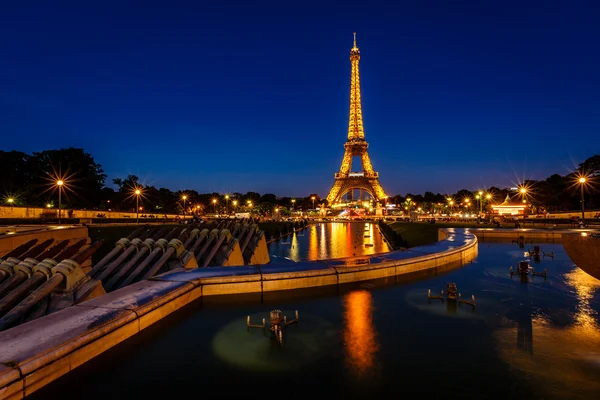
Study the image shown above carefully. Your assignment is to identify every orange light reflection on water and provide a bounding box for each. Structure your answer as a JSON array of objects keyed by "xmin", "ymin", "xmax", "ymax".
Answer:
[
  {"xmin": 308, "ymin": 225, "xmax": 318, "ymax": 260},
  {"xmin": 495, "ymin": 267, "xmax": 600, "ymax": 398},
  {"xmin": 343, "ymin": 290, "xmax": 379, "ymax": 378}
]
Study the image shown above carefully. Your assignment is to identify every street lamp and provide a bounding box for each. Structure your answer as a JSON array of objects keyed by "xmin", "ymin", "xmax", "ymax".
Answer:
[
  {"xmin": 134, "ymin": 188, "xmax": 141, "ymax": 224},
  {"xmin": 7, "ymin": 198, "xmax": 14, "ymax": 207},
  {"xmin": 225, "ymin": 194, "xmax": 229, "ymax": 215},
  {"xmin": 212, "ymin": 198, "xmax": 217, "ymax": 214},
  {"xmin": 233, "ymin": 200, "xmax": 238, "ymax": 213},
  {"xmin": 182, "ymin": 195, "xmax": 188, "ymax": 219},
  {"xmin": 56, "ymin": 180, "xmax": 64, "ymax": 225},
  {"xmin": 291, "ymin": 198, "xmax": 296, "ymax": 210},
  {"xmin": 579, "ymin": 176, "xmax": 587, "ymax": 222},
  {"xmin": 311, "ymin": 196, "xmax": 316, "ymax": 209}
]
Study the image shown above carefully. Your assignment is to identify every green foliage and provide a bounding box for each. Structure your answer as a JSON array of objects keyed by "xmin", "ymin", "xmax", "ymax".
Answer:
[
  {"xmin": 378, "ymin": 221, "xmax": 407, "ymax": 249},
  {"xmin": 0, "ymin": 148, "xmax": 105, "ymax": 209}
]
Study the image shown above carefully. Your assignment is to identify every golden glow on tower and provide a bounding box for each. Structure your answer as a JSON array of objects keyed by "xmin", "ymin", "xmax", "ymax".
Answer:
[
  {"xmin": 326, "ymin": 33, "xmax": 388, "ymax": 204},
  {"xmin": 348, "ymin": 32, "xmax": 365, "ymax": 141}
]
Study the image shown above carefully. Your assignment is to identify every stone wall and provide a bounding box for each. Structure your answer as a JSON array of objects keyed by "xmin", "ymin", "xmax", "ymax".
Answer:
[{"xmin": 0, "ymin": 205, "xmax": 180, "ymax": 220}]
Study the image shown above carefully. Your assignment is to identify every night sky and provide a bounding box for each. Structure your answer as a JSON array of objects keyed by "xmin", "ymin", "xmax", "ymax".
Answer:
[{"xmin": 1, "ymin": 0, "xmax": 598, "ymax": 197}]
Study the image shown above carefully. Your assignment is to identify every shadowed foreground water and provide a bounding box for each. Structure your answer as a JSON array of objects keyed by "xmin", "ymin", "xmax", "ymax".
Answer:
[{"xmin": 28, "ymin": 238, "xmax": 600, "ymax": 399}]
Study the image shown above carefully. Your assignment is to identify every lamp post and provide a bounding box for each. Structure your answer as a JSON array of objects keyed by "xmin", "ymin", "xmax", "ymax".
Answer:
[
  {"xmin": 182, "ymin": 195, "xmax": 187, "ymax": 220},
  {"xmin": 212, "ymin": 198, "xmax": 217, "ymax": 214},
  {"xmin": 7, "ymin": 198, "xmax": 14, "ymax": 208},
  {"xmin": 56, "ymin": 180, "xmax": 64, "ymax": 225},
  {"xmin": 291, "ymin": 198, "xmax": 296, "ymax": 210},
  {"xmin": 134, "ymin": 189, "xmax": 141, "ymax": 224},
  {"xmin": 485, "ymin": 193, "xmax": 491, "ymax": 215},
  {"xmin": 579, "ymin": 177, "xmax": 587, "ymax": 222},
  {"xmin": 225, "ymin": 194, "xmax": 229, "ymax": 215},
  {"xmin": 311, "ymin": 196, "xmax": 316, "ymax": 209},
  {"xmin": 233, "ymin": 200, "xmax": 238, "ymax": 214}
]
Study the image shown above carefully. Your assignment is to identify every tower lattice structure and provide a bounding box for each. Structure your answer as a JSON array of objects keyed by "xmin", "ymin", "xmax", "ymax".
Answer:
[{"xmin": 326, "ymin": 33, "xmax": 388, "ymax": 205}]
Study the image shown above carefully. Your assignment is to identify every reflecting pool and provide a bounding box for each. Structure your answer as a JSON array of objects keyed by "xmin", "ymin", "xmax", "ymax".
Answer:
[
  {"xmin": 268, "ymin": 222, "xmax": 390, "ymax": 262},
  {"xmin": 29, "ymin": 240, "xmax": 600, "ymax": 399}
]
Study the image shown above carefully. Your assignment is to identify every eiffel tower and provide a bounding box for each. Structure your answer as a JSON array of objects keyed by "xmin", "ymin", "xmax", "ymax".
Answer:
[{"xmin": 326, "ymin": 33, "xmax": 388, "ymax": 205}]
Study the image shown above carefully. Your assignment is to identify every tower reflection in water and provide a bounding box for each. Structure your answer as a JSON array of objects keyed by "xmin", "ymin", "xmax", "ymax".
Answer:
[{"xmin": 343, "ymin": 290, "xmax": 379, "ymax": 378}]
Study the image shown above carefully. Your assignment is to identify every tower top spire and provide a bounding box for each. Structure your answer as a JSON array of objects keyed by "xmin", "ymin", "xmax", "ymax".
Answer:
[{"xmin": 350, "ymin": 32, "xmax": 360, "ymax": 58}]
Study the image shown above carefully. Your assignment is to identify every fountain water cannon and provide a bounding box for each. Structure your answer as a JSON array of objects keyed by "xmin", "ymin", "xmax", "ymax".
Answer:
[
  {"xmin": 89, "ymin": 226, "xmax": 146, "ymax": 277},
  {"xmin": 143, "ymin": 229, "xmax": 188, "ymax": 279},
  {"xmin": 510, "ymin": 260, "xmax": 531, "ymax": 277},
  {"xmin": 173, "ymin": 227, "xmax": 203, "ymax": 270},
  {"xmin": 116, "ymin": 228, "xmax": 180, "ymax": 288},
  {"xmin": 195, "ymin": 229, "xmax": 220, "ymax": 265},
  {"xmin": 102, "ymin": 228, "xmax": 167, "ymax": 291},
  {"xmin": 0, "ymin": 239, "xmax": 55, "ymax": 281},
  {"xmin": 270, "ymin": 309, "xmax": 284, "ymax": 344},
  {"xmin": 246, "ymin": 315, "xmax": 266, "ymax": 330},
  {"xmin": 0, "ymin": 258, "xmax": 22, "ymax": 284},
  {"xmin": 0, "ymin": 240, "xmax": 103, "ymax": 332},
  {"xmin": 199, "ymin": 229, "xmax": 231, "ymax": 268},
  {"xmin": 183, "ymin": 228, "xmax": 201, "ymax": 248},
  {"xmin": 542, "ymin": 249, "xmax": 555, "ymax": 259},
  {"xmin": 95, "ymin": 228, "xmax": 156, "ymax": 283},
  {"xmin": 0, "ymin": 239, "xmax": 70, "ymax": 298},
  {"xmin": 0, "ymin": 239, "xmax": 38, "ymax": 264},
  {"xmin": 427, "ymin": 289, "xmax": 444, "ymax": 301},
  {"xmin": 458, "ymin": 293, "xmax": 476, "ymax": 308},
  {"xmin": 246, "ymin": 309, "xmax": 300, "ymax": 345},
  {"xmin": 531, "ymin": 267, "xmax": 547, "ymax": 278},
  {"xmin": 50, "ymin": 259, "xmax": 89, "ymax": 291},
  {"xmin": 167, "ymin": 238, "xmax": 185, "ymax": 259}
]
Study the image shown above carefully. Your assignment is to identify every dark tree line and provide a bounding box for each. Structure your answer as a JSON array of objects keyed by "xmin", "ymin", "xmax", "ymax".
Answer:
[
  {"xmin": 1, "ymin": 148, "xmax": 597, "ymax": 214},
  {"xmin": 387, "ymin": 154, "xmax": 599, "ymax": 213},
  {"xmin": 0, "ymin": 148, "xmax": 322, "ymax": 214},
  {"xmin": 0, "ymin": 148, "xmax": 106, "ymax": 209}
]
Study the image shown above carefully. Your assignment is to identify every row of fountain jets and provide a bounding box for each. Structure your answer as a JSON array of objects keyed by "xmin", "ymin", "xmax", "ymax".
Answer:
[{"xmin": 0, "ymin": 219, "xmax": 265, "ymax": 332}]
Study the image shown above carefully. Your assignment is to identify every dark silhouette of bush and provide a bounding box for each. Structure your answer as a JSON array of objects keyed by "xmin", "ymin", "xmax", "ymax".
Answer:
[{"xmin": 378, "ymin": 220, "xmax": 406, "ymax": 249}]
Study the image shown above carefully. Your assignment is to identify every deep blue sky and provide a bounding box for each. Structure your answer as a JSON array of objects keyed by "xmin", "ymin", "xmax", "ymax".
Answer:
[{"xmin": 1, "ymin": 0, "xmax": 599, "ymax": 197}]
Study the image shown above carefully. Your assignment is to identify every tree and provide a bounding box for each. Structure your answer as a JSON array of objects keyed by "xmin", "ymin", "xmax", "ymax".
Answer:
[
  {"xmin": 579, "ymin": 154, "xmax": 600, "ymax": 176},
  {"xmin": 28, "ymin": 148, "xmax": 106, "ymax": 209},
  {"xmin": 0, "ymin": 150, "xmax": 31, "ymax": 204},
  {"xmin": 260, "ymin": 193, "xmax": 277, "ymax": 204}
]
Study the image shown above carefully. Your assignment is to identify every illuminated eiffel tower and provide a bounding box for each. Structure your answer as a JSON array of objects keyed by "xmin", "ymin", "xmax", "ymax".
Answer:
[{"xmin": 326, "ymin": 33, "xmax": 387, "ymax": 205}]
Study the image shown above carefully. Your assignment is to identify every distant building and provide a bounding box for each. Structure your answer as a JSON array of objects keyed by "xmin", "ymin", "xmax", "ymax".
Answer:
[{"xmin": 491, "ymin": 195, "xmax": 526, "ymax": 215}]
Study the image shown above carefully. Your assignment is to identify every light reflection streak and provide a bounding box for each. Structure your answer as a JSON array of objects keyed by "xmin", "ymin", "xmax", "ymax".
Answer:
[
  {"xmin": 495, "ymin": 267, "xmax": 600, "ymax": 397},
  {"xmin": 308, "ymin": 225, "xmax": 318, "ymax": 260},
  {"xmin": 289, "ymin": 232, "xmax": 299, "ymax": 261},
  {"xmin": 319, "ymin": 223, "xmax": 327, "ymax": 259},
  {"xmin": 343, "ymin": 290, "xmax": 379, "ymax": 378}
]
